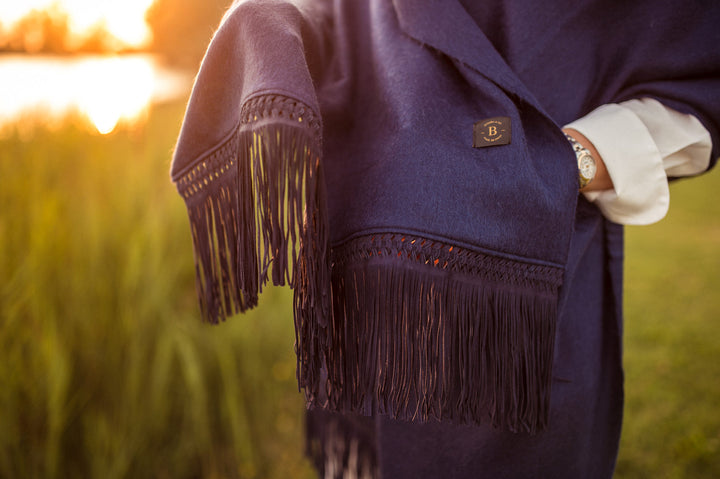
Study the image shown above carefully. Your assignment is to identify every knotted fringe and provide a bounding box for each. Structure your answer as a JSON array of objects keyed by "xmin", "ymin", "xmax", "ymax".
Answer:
[
  {"xmin": 173, "ymin": 94, "xmax": 330, "ymax": 324},
  {"xmin": 307, "ymin": 233, "xmax": 563, "ymax": 434},
  {"xmin": 305, "ymin": 409, "xmax": 378, "ymax": 479}
]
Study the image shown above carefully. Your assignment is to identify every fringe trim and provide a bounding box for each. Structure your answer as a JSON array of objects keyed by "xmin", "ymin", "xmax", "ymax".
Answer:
[
  {"xmin": 307, "ymin": 233, "xmax": 563, "ymax": 434},
  {"xmin": 173, "ymin": 94, "xmax": 330, "ymax": 324},
  {"xmin": 305, "ymin": 409, "xmax": 378, "ymax": 479}
]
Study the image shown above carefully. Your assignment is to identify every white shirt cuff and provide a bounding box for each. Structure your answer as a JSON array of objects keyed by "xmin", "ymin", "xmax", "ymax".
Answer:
[
  {"xmin": 622, "ymin": 98, "xmax": 711, "ymax": 177},
  {"xmin": 564, "ymin": 98, "xmax": 712, "ymax": 225}
]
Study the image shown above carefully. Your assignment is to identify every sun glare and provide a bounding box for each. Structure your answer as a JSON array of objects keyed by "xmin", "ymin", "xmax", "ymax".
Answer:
[
  {"xmin": 0, "ymin": 54, "xmax": 191, "ymax": 135},
  {"xmin": 0, "ymin": 0, "xmax": 156, "ymax": 49}
]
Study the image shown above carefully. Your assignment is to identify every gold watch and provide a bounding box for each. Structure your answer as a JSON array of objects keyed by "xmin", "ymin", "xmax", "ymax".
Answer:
[{"xmin": 564, "ymin": 132, "xmax": 597, "ymax": 189}]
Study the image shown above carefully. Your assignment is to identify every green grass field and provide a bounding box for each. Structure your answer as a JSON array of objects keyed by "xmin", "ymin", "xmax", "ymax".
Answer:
[
  {"xmin": 0, "ymin": 102, "xmax": 718, "ymax": 478},
  {"xmin": 618, "ymin": 171, "xmax": 720, "ymax": 478}
]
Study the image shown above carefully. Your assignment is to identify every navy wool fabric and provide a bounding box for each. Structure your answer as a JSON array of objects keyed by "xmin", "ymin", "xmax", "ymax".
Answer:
[{"xmin": 171, "ymin": 0, "xmax": 720, "ymax": 477}]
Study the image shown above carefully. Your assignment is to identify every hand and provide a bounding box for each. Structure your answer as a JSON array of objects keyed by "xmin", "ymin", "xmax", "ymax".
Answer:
[{"xmin": 562, "ymin": 128, "xmax": 613, "ymax": 192}]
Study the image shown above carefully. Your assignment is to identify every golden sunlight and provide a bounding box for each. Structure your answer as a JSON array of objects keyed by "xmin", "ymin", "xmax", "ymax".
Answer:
[
  {"xmin": 76, "ymin": 56, "xmax": 155, "ymax": 134},
  {"xmin": 0, "ymin": 54, "xmax": 191, "ymax": 135},
  {"xmin": 0, "ymin": 0, "xmax": 156, "ymax": 49}
]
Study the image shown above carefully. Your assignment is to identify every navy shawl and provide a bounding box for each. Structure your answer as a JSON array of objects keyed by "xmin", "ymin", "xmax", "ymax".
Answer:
[{"xmin": 171, "ymin": 0, "xmax": 720, "ymax": 435}]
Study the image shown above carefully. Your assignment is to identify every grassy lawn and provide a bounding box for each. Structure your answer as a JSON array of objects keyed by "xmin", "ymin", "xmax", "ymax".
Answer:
[
  {"xmin": 617, "ymin": 171, "xmax": 720, "ymax": 478},
  {"xmin": 0, "ymin": 101, "xmax": 718, "ymax": 478}
]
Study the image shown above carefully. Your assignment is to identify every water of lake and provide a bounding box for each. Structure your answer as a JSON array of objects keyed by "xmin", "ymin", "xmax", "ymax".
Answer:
[{"xmin": 0, "ymin": 53, "xmax": 193, "ymax": 136}]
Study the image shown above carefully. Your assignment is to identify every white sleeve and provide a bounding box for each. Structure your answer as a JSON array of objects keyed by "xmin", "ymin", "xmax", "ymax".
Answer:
[{"xmin": 563, "ymin": 98, "xmax": 712, "ymax": 225}]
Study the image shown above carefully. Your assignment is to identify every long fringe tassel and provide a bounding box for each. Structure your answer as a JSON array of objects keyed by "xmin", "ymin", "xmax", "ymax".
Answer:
[
  {"xmin": 174, "ymin": 95, "xmax": 330, "ymax": 325},
  {"xmin": 177, "ymin": 134, "xmax": 251, "ymax": 321},
  {"xmin": 306, "ymin": 233, "xmax": 562, "ymax": 434}
]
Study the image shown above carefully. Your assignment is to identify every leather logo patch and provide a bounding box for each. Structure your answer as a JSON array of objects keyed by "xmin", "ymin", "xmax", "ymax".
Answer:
[{"xmin": 473, "ymin": 117, "xmax": 511, "ymax": 148}]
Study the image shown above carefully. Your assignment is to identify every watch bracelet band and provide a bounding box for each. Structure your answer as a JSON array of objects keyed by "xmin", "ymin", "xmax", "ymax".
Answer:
[{"xmin": 564, "ymin": 132, "xmax": 595, "ymax": 189}]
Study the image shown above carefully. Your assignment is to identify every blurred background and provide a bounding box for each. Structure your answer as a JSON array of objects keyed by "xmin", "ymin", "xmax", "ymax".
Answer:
[{"xmin": 0, "ymin": 1, "xmax": 718, "ymax": 478}]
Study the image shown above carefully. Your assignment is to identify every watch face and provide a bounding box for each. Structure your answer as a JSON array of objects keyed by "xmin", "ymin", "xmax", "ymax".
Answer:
[{"xmin": 578, "ymin": 154, "xmax": 596, "ymax": 181}]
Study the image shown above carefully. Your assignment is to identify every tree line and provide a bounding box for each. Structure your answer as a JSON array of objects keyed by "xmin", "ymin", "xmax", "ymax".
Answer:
[{"xmin": 0, "ymin": 0, "xmax": 232, "ymax": 66}]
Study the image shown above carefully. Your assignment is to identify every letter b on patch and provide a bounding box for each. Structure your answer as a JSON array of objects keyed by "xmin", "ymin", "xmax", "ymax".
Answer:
[{"xmin": 473, "ymin": 117, "xmax": 511, "ymax": 148}]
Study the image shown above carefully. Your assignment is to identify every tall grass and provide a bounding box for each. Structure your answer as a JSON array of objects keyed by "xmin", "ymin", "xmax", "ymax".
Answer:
[
  {"xmin": 0, "ymin": 102, "xmax": 718, "ymax": 478},
  {"xmin": 0, "ymin": 104, "xmax": 315, "ymax": 479}
]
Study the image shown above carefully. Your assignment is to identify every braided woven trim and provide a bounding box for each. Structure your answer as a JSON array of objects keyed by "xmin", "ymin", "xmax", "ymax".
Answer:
[
  {"xmin": 331, "ymin": 232, "xmax": 563, "ymax": 291},
  {"xmin": 174, "ymin": 93, "xmax": 321, "ymax": 198},
  {"xmin": 175, "ymin": 134, "xmax": 237, "ymax": 199},
  {"xmin": 240, "ymin": 93, "xmax": 322, "ymax": 141}
]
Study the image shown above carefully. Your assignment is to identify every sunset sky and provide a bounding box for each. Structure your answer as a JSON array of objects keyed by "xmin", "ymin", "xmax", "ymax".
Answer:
[{"xmin": 0, "ymin": 0, "xmax": 156, "ymax": 48}]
